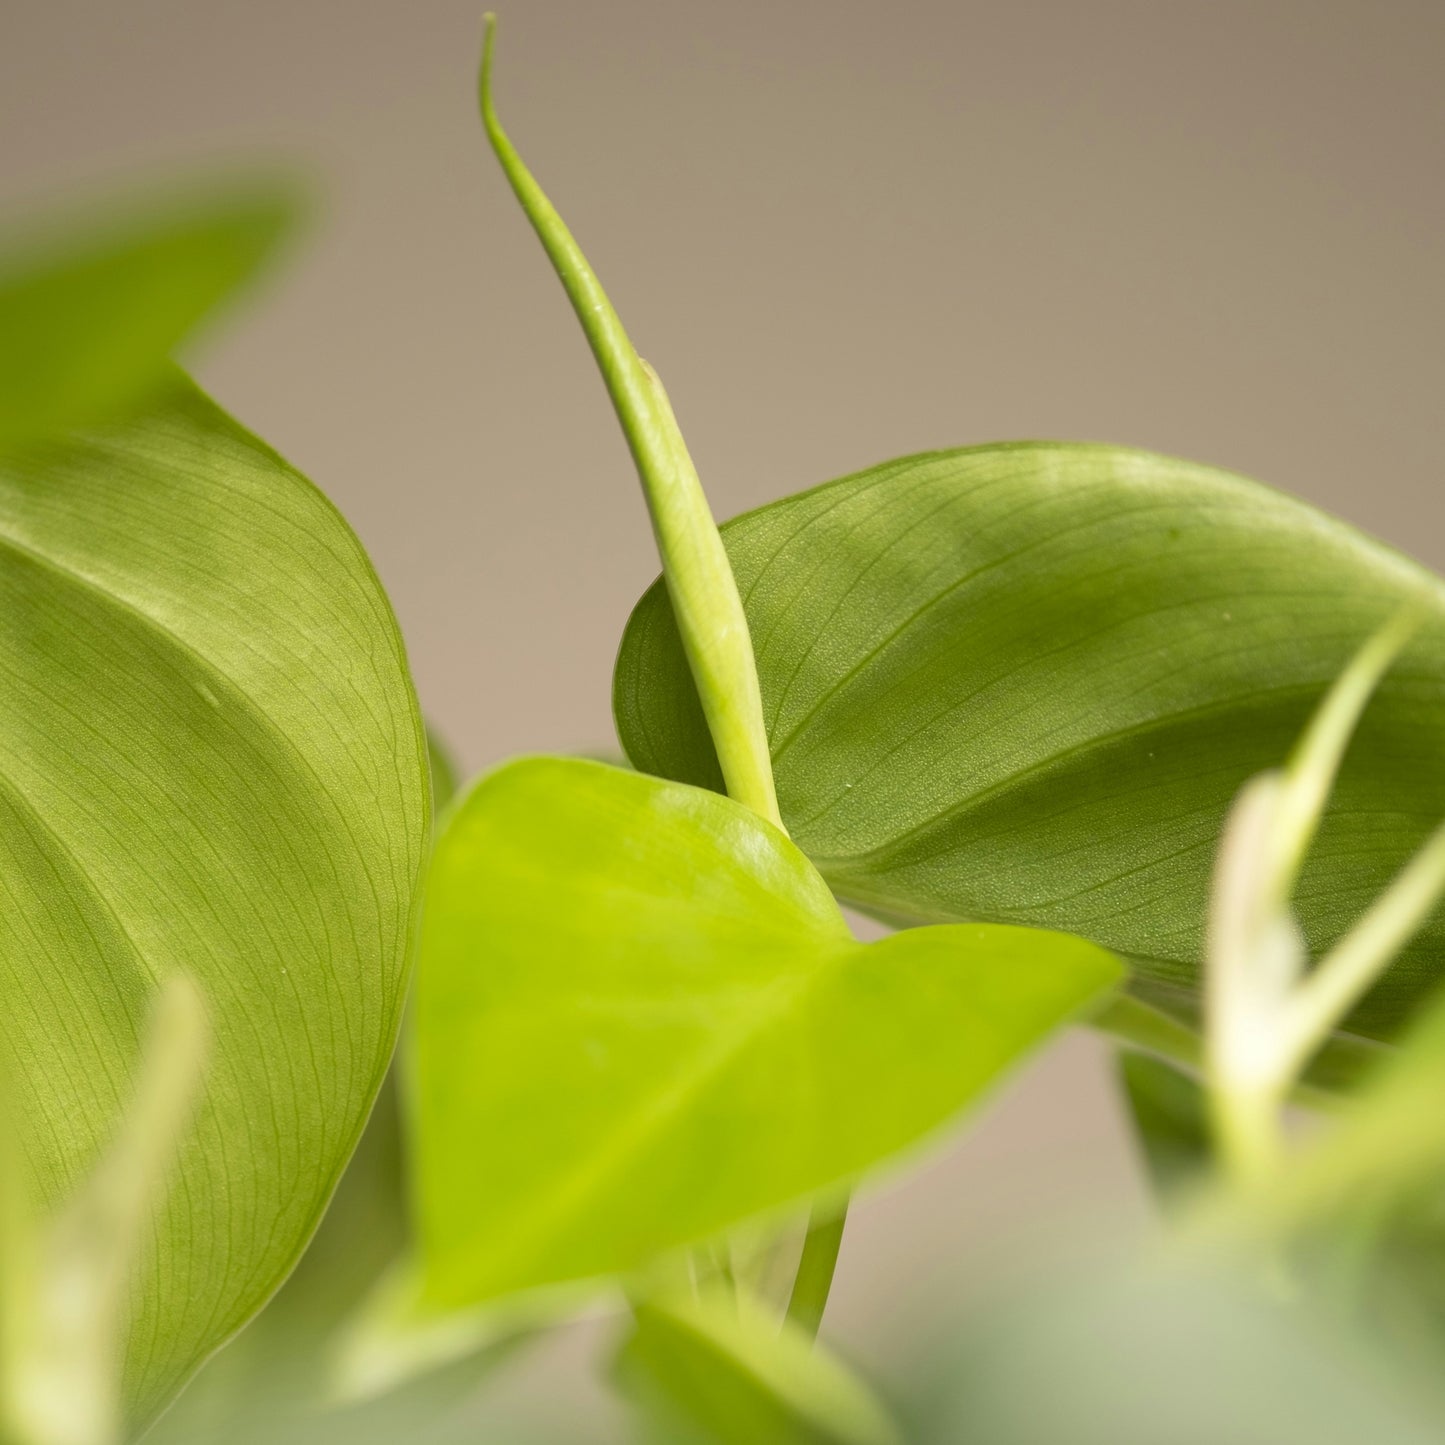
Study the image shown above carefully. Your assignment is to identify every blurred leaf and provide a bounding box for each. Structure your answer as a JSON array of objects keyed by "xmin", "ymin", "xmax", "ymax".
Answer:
[
  {"xmin": 0, "ymin": 372, "xmax": 428, "ymax": 1429},
  {"xmin": 1183, "ymin": 989, "xmax": 1445, "ymax": 1387},
  {"xmin": 411, "ymin": 756, "xmax": 1120, "ymax": 1310},
  {"xmin": 911, "ymin": 1258, "xmax": 1442, "ymax": 1445},
  {"xmin": 0, "ymin": 182, "xmax": 298, "ymax": 452},
  {"xmin": 614, "ymin": 445, "xmax": 1445, "ymax": 1040},
  {"xmin": 1233, "ymin": 985, "xmax": 1445, "ymax": 1241},
  {"xmin": 326, "ymin": 1260, "xmax": 583, "ymax": 1411},
  {"xmin": 616, "ymin": 1287, "xmax": 900, "ymax": 1445},
  {"xmin": 1117, "ymin": 1051, "xmax": 1212, "ymax": 1205},
  {"xmin": 1, "ymin": 977, "xmax": 208, "ymax": 1445}
]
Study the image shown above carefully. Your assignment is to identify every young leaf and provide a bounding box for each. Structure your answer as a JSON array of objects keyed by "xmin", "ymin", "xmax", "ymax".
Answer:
[
  {"xmin": 411, "ymin": 756, "xmax": 1120, "ymax": 1310},
  {"xmin": 616, "ymin": 1286, "xmax": 901, "ymax": 1445},
  {"xmin": 614, "ymin": 445, "xmax": 1445, "ymax": 1039},
  {"xmin": 0, "ymin": 372, "xmax": 429, "ymax": 1429},
  {"xmin": 478, "ymin": 17, "xmax": 778, "ymax": 827},
  {"xmin": 0, "ymin": 182, "xmax": 298, "ymax": 453}
]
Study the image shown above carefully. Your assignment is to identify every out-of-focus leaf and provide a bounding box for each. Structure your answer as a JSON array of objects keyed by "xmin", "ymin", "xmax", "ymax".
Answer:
[
  {"xmin": 911, "ymin": 1259, "xmax": 1442, "ymax": 1445},
  {"xmin": 1, "ymin": 976, "xmax": 207, "ymax": 1445},
  {"xmin": 614, "ymin": 445, "xmax": 1445, "ymax": 1039},
  {"xmin": 326, "ymin": 1262, "xmax": 584, "ymax": 1411},
  {"xmin": 0, "ymin": 183, "xmax": 298, "ymax": 452},
  {"xmin": 1230, "ymin": 986, "xmax": 1445, "ymax": 1241},
  {"xmin": 0, "ymin": 372, "xmax": 428, "ymax": 1429},
  {"xmin": 412, "ymin": 755, "xmax": 1120, "ymax": 1310},
  {"xmin": 616, "ymin": 1287, "xmax": 900, "ymax": 1445},
  {"xmin": 1117, "ymin": 1051, "xmax": 1212, "ymax": 1205}
]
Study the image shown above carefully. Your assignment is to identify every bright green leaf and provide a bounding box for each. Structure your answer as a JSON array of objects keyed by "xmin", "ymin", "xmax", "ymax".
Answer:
[
  {"xmin": 614, "ymin": 445, "xmax": 1445, "ymax": 1039},
  {"xmin": 0, "ymin": 183, "xmax": 298, "ymax": 453},
  {"xmin": 0, "ymin": 371, "xmax": 428, "ymax": 1429},
  {"xmin": 412, "ymin": 755, "xmax": 1119, "ymax": 1310},
  {"xmin": 616, "ymin": 1286, "xmax": 901, "ymax": 1445}
]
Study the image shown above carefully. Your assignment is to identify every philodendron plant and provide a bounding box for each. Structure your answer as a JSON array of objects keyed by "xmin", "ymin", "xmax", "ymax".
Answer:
[{"xmin": 5, "ymin": 14, "xmax": 1445, "ymax": 1445}]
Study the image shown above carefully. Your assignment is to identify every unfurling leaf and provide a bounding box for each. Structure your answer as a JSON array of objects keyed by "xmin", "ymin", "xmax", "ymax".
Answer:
[{"xmin": 615, "ymin": 445, "xmax": 1445, "ymax": 1040}]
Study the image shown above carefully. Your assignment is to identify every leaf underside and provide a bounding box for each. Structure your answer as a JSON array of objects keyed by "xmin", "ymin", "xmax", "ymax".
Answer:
[
  {"xmin": 0, "ymin": 372, "xmax": 428, "ymax": 1426},
  {"xmin": 614, "ymin": 444, "xmax": 1445, "ymax": 1039}
]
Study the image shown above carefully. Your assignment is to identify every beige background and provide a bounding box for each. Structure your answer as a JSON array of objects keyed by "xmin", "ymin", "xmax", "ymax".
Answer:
[{"xmin": 3, "ymin": 0, "xmax": 1443, "ymax": 1433}]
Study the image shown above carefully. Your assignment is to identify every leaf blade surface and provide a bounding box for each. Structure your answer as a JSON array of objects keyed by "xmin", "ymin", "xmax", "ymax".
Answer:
[
  {"xmin": 0, "ymin": 372, "xmax": 428, "ymax": 1425},
  {"xmin": 413, "ymin": 756, "xmax": 1119, "ymax": 1308},
  {"xmin": 615, "ymin": 444, "xmax": 1445, "ymax": 1037}
]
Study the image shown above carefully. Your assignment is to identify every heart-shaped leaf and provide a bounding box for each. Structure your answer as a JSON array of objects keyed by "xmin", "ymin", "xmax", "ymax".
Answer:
[
  {"xmin": 0, "ymin": 183, "xmax": 297, "ymax": 454},
  {"xmin": 412, "ymin": 755, "xmax": 1119, "ymax": 1310},
  {"xmin": 0, "ymin": 372, "xmax": 428, "ymax": 1428},
  {"xmin": 614, "ymin": 445, "xmax": 1445, "ymax": 1039}
]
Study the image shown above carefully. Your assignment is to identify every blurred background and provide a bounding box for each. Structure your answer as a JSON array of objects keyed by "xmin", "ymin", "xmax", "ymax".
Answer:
[{"xmin": 3, "ymin": 0, "xmax": 1442, "ymax": 1435}]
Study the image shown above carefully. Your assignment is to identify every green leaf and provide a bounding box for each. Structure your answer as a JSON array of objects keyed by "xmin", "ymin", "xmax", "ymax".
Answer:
[
  {"xmin": 0, "ymin": 182, "xmax": 298, "ymax": 454},
  {"xmin": 1, "ymin": 976, "xmax": 208, "ymax": 1445},
  {"xmin": 412, "ymin": 755, "xmax": 1119, "ymax": 1310},
  {"xmin": 616, "ymin": 1286, "xmax": 901, "ymax": 1445},
  {"xmin": 911, "ymin": 1258, "xmax": 1442, "ymax": 1445},
  {"xmin": 0, "ymin": 372, "xmax": 428, "ymax": 1428},
  {"xmin": 150, "ymin": 727, "xmax": 461, "ymax": 1439},
  {"xmin": 614, "ymin": 445, "xmax": 1445, "ymax": 1039},
  {"xmin": 1117, "ymin": 1051, "xmax": 1212, "ymax": 1205},
  {"xmin": 145, "ymin": 1079, "xmax": 410, "ymax": 1442},
  {"xmin": 478, "ymin": 19, "xmax": 779, "ymax": 826}
]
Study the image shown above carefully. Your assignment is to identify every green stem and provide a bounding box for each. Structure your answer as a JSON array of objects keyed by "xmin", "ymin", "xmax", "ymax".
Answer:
[
  {"xmin": 786, "ymin": 1204, "xmax": 847, "ymax": 1339},
  {"xmin": 1276, "ymin": 818, "xmax": 1445, "ymax": 1085},
  {"xmin": 477, "ymin": 15, "xmax": 780, "ymax": 828},
  {"xmin": 480, "ymin": 13, "xmax": 860, "ymax": 1333},
  {"xmin": 1209, "ymin": 1078, "xmax": 1288, "ymax": 1189}
]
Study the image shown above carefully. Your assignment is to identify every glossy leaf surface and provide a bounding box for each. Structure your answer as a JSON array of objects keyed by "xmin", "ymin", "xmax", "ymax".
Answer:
[
  {"xmin": 413, "ymin": 756, "xmax": 1119, "ymax": 1309},
  {"xmin": 0, "ymin": 373, "xmax": 428, "ymax": 1425},
  {"xmin": 616, "ymin": 1287, "xmax": 900, "ymax": 1445},
  {"xmin": 615, "ymin": 445, "xmax": 1445, "ymax": 1037},
  {"xmin": 0, "ymin": 185, "xmax": 295, "ymax": 453}
]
